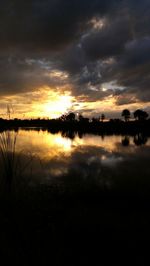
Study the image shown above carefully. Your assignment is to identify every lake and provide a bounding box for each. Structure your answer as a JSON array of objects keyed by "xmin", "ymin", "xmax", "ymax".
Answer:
[
  {"xmin": 1, "ymin": 129, "xmax": 149, "ymax": 194},
  {"xmin": 0, "ymin": 129, "xmax": 150, "ymax": 265}
]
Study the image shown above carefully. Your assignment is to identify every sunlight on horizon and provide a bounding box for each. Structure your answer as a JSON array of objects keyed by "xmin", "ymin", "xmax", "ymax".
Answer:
[
  {"xmin": 43, "ymin": 94, "xmax": 73, "ymax": 118},
  {"xmin": 0, "ymin": 86, "xmax": 150, "ymax": 119}
]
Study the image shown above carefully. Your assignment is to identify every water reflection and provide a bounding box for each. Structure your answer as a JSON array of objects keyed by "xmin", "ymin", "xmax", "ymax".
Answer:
[
  {"xmin": 0, "ymin": 129, "xmax": 150, "ymax": 192},
  {"xmin": 122, "ymin": 136, "xmax": 130, "ymax": 146},
  {"xmin": 133, "ymin": 133, "xmax": 148, "ymax": 146}
]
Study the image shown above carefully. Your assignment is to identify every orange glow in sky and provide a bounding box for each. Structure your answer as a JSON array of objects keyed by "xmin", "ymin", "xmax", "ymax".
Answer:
[
  {"xmin": 0, "ymin": 86, "xmax": 149, "ymax": 119},
  {"xmin": 43, "ymin": 94, "xmax": 73, "ymax": 118}
]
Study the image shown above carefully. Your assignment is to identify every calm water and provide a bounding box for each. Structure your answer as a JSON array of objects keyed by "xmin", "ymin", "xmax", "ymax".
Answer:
[{"xmin": 1, "ymin": 129, "xmax": 150, "ymax": 192}]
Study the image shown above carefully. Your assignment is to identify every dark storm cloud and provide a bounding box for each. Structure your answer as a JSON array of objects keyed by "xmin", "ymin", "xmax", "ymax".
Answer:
[
  {"xmin": 0, "ymin": 56, "xmax": 66, "ymax": 96},
  {"xmin": 123, "ymin": 37, "xmax": 150, "ymax": 68},
  {"xmin": 0, "ymin": 0, "xmax": 122, "ymax": 96},
  {"xmin": 0, "ymin": 0, "xmax": 120, "ymax": 53},
  {"xmin": 0, "ymin": 0, "xmax": 150, "ymax": 108},
  {"xmin": 60, "ymin": 0, "xmax": 150, "ymax": 104},
  {"xmin": 110, "ymin": 37, "xmax": 150, "ymax": 104},
  {"xmin": 81, "ymin": 16, "xmax": 132, "ymax": 61}
]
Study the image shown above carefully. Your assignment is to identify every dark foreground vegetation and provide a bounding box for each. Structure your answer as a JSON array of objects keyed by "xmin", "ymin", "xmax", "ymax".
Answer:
[{"xmin": 0, "ymin": 184, "xmax": 150, "ymax": 266}]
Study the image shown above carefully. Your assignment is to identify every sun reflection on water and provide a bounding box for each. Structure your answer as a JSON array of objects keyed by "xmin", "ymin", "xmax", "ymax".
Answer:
[
  {"xmin": 15, "ymin": 130, "xmax": 150, "ymax": 161},
  {"xmin": 6, "ymin": 129, "xmax": 150, "ymax": 187}
]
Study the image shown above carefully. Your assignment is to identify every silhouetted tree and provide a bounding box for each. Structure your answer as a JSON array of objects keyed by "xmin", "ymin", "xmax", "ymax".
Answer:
[
  {"xmin": 101, "ymin": 114, "xmax": 105, "ymax": 122},
  {"xmin": 79, "ymin": 114, "xmax": 89, "ymax": 124},
  {"xmin": 134, "ymin": 109, "xmax": 149, "ymax": 121},
  {"xmin": 78, "ymin": 114, "xmax": 84, "ymax": 122},
  {"xmin": 92, "ymin": 117, "xmax": 99, "ymax": 123},
  {"xmin": 66, "ymin": 112, "xmax": 76, "ymax": 122},
  {"xmin": 59, "ymin": 114, "xmax": 67, "ymax": 121},
  {"xmin": 122, "ymin": 109, "xmax": 130, "ymax": 122}
]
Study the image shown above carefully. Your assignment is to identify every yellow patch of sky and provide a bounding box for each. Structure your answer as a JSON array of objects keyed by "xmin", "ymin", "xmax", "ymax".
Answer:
[
  {"xmin": 0, "ymin": 85, "xmax": 149, "ymax": 119},
  {"xmin": 73, "ymin": 95, "xmax": 116, "ymax": 115},
  {"xmin": 28, "ymin": 90, "xmax": 74, "ymax": 119},
  {"xmin": 43, "ymin": 94, "xmax": 73, "ymax": 118},
  {"xmin": 0, "ymin": 86, "xmax": 75, "ymax": 119},
  {"xmin": 47, "ymin": 70, "xmax": 69, "ymax": 80}
]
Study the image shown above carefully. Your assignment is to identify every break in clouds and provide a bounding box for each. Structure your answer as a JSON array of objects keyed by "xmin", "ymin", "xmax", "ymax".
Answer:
[{"xmin": 0, "ymin": 0, "xmax": 150, "ymax": 115}]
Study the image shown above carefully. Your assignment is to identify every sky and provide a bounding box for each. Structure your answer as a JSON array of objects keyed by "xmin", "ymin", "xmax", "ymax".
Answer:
[{"xmin": 0, "ymin": 0, "xmax": 150, "ymax": 119}]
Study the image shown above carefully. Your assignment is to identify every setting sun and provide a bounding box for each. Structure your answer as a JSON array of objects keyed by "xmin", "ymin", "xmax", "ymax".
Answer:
[{"xmin": 43, "ymin": 94, "xmax": 73, "ymax": 118}]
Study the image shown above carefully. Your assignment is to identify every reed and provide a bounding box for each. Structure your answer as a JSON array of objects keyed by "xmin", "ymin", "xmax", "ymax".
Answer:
[{"xmin": 0, "ymin": 131, "xmax": 18, "ymax": 194}]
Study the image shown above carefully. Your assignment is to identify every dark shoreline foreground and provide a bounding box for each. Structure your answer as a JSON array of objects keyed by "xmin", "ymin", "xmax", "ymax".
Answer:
[{"xmin": 0, "ymin": 185, "xmax": 150, "ymax": 266}]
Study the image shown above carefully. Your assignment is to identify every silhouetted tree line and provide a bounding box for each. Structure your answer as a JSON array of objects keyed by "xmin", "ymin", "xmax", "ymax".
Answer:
[
  {"xmin": 0, "ymin": 109, "xmax": 149, "ymax": 135},
  {"xmin": 121, "ymin": 109, "xmax": 149, "ymax": 121}
]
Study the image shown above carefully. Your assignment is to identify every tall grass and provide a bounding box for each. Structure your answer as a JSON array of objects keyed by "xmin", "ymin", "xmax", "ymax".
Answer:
[
  {"xmin": 0, "ymin": 131, "xmax": 18, "ymax": 195},
  {"xmin": 0, "ymin": 130, "xmax": 41, "ymax": 198}
]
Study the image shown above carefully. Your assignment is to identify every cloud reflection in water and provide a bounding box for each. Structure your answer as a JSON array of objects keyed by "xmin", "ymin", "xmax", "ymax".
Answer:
[{"xmin": 1, "ymin": 130, "xmax": 150, "ymax": 193}]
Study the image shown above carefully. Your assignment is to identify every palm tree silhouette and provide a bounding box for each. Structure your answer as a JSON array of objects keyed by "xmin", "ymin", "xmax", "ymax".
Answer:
[
  {"xmin": 101, "ymin": 114, "xmax": 105, "ymax": 122},
  {"xmin": 134, "ymin": 109, "xmax": 149, "ymax": 121},
  {"xmin": 121, "ymin": 109, "xmax": 130, "ymax": 122}
]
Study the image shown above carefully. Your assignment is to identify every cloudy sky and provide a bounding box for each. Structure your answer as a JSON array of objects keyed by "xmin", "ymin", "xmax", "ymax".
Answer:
[{"xmin": 0, "ymin": 0, "xmax": 150, "ymax": 119}]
